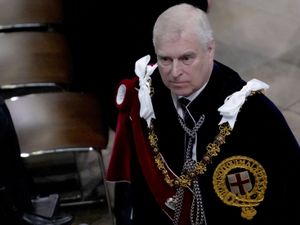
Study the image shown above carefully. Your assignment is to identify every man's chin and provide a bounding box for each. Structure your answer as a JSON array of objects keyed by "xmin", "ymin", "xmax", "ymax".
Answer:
[{"xmin": 171, "ymin": 89, "xmax": 192, "ymax": 97}]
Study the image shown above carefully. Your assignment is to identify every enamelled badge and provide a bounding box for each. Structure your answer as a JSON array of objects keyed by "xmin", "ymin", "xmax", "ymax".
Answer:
[{"xmin": 212, "ymin": 156, "xmax": 267, "ymax": 220}]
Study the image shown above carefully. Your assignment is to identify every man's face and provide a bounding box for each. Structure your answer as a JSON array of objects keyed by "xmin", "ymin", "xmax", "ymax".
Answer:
[{"xmin": 155, "ymin": 33, "xmax": 215, "ymax": 97}]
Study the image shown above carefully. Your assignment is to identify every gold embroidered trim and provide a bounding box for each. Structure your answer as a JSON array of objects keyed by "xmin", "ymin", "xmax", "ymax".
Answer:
[{"xmin": 148, "ymin": 121, "xmax": 232, "ymax": 188}]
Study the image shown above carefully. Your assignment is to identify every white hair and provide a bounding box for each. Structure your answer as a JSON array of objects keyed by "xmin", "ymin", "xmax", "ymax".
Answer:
[{"xmin": 153, "ymin": 3, "xmax": 214, "ymax": 50}]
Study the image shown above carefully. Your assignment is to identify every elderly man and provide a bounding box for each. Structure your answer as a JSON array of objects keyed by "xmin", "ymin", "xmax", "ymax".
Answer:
[{"xmin": 108, "ymin": 3, "xmax": 300, "ymax": 225}]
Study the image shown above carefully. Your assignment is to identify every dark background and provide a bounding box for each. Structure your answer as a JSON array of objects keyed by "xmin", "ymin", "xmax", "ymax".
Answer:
[{"xmin": 61, "ymin": 1, "xmax": 209, "ymax": 129}]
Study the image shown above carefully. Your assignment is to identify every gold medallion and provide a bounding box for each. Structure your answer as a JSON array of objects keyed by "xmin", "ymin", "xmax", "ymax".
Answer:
[{"xmin": 213, "ymin": 155, "xmax": 267, "ymax": 220}]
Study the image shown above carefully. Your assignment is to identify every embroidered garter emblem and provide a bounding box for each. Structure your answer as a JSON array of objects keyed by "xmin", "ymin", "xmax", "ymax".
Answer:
[{"xmin": 212, "ymin": 155, "xmax": 267, "ymax": 220}]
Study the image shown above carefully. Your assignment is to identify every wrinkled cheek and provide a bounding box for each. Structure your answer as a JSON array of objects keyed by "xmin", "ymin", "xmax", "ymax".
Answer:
[
  {"xmin": 161, "ymin": 76, "xmax": 170, "ymax": 89},
  {"xmin": 158, "ymin": 69, "xmax": 171, "ymax": 83},
  {"xmin": 158, "ymin": 67, "xmax": 170, "ymax": 76}
]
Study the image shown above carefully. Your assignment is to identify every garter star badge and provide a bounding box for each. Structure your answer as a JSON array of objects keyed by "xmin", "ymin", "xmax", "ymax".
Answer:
[{"xmin": 212, "ymin": 155, "xmax": 267, "ymax": 220}]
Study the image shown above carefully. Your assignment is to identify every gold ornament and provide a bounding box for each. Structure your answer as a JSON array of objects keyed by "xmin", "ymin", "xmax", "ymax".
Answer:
[{"xmin": 213, "ymin": 155, "xmax": 268, "ymax": 220}]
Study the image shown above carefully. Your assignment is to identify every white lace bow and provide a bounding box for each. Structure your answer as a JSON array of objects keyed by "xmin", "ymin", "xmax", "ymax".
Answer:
[
  {"xmin": 218, "ymin": 78, "xmax": 270, "ymax": 128},
  {"xmin": 135, "ymin": 55, "xmax": 158, "ymax": 127}
]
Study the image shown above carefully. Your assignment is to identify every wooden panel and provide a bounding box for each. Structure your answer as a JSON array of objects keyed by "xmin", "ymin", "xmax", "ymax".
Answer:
[
  {"xmin": 5, "ymin": 92, "xmax": 108, "ymax": 154},
  {"xmin": 0, "ymin": 32, "xmax": 73, "ymax": 89},
  {"xmin": 0, "ymin": 0, "xmax": 63, "ymax": 30}
]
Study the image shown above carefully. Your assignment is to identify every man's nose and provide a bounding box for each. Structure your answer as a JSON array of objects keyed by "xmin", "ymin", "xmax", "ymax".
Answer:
[{"xmin": 171, "ymin": 60, "xmax": 182, "ymax": 77}]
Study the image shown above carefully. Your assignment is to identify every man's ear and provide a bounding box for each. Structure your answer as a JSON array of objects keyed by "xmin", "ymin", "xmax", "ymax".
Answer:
[{"xmin": 207, "ymin": 40, "xmax": 215, "ymax": 58}]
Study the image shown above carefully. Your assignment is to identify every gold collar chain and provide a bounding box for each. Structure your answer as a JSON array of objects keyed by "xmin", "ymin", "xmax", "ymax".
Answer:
[{"xmin": 148, "ymin": 121, "xmax": 232, "ymax": 188}]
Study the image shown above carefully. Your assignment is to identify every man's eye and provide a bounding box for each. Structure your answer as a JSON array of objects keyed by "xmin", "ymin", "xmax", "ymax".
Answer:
[
  {"xmin": 159, "ymin": 57, "xmax": 171, "ymax": 65},
  {"xmin": 182, "ymin": 56, "xmax": 193, "ymax": 65}
]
